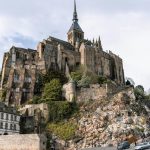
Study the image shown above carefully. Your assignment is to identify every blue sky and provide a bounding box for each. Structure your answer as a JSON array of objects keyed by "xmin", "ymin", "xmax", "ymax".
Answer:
[{"xmin": 0, "ymin": 0, "xmax": 150, "ymax": 91}]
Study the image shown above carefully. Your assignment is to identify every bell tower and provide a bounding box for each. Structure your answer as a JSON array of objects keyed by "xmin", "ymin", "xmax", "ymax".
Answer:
[{"xmin": 67, "ymin": 0, "xmax": 84, "ymax": 47}]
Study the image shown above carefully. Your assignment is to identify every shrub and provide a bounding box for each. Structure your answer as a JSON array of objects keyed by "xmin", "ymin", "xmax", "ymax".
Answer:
[
  {"xmin": 29, "ymin": 95, "xmax": 42, "ymax": 104},
  {"xmin": 134, "ymin": 85, "xmax": 145, "ymax": 100},
  {"xmin": 47, "ymin": 122, "xmax": 77, "ymax": 140},
  {"xmin": 71, "ymin": 71, "xmax": 82, "ymax": 82},
  {"xmin": 0, "ymin": 88, "xmax": 7, "ymax": 101},
  {"xmin": 98, "ymin": 76, "xmax": 108, "ymax": 84},
  {"xmin": 77, "ymin": 76, "xmax": 91, "ymax": 88},
  {"xmin": 48, "ymin": 101, "xmax": 78, "ymax": 122},
  {"xmin": 42, "ymin": 79, "xmax": 62, "ymax": 102},
  {"xmin": 43, "ymin": 71, "xmax": 67, "ymax": 85}
]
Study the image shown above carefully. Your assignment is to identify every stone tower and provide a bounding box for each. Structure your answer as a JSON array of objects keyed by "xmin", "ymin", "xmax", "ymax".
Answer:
[{"xmin": 67, "ymin": 0, "xmax": 84, "ymax": 48}]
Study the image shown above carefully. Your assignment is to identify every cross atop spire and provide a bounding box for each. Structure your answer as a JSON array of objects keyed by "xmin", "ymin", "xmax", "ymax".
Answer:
[{"xmin": 73, "ymin": 0, "xmax": 78, "ymax": 22}]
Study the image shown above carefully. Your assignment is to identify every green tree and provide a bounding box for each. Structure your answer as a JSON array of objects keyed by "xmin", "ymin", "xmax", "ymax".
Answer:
[
  {"xmin": 98, "ymin": 75, "xmax": 108, "ymax": 84},
  {"xmin": 71, "ymin": 71, "xmax": 82, "ymax": 82},
  {"xmin": 134, "ymin": 85, "xmax": 145, "ymax": 100},
  {"xmin": 42, "ymin": 79, "xmax": 62, "ymax": 102},
  {"xmin": 43, "ymin": 71, "xmax": 67, "ymax": 85},
  {"xmin": 77, "ymin": 76, "xmax": 91, "ymax": 87},
  {"xmin": 48, "ymin": 101, "xmax": 75, "ymax": 121}
]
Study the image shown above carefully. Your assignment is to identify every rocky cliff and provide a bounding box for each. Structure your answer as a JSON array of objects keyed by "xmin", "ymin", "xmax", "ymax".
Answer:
[{"xmin": 54, "ymin": 86, "xmax": 150, "ymax": 150}]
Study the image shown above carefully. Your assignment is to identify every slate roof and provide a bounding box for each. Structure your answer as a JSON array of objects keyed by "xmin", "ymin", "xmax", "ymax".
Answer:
[
  {"xmin": 0, "ymin": 102, "xmax": 20, "ymax": 115},
  {"xmin": 68, "ymin": 21, "xmax": 83, "ymax": 33},
  {"xmin": 12, "ymin": 46, "xmax": 36, "ymax": 53},
  {"xmin": 47, "ymin": 36, "xmax": 75, "ymax": 50}
]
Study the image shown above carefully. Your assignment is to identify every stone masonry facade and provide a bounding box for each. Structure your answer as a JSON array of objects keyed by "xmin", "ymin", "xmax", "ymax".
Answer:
[
  {"xmin": 0, "ymin": 1, "xmax": 125, "ymax": 106},
  {"xmin": 0, "ymin": 134, "xmax": 47, "ymax": 150}
]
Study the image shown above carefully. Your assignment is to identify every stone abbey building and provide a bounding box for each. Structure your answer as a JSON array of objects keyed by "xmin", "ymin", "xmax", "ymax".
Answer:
[{"xmin": 0, "ymin": 0, "xmax": 125, "ymax": 106}]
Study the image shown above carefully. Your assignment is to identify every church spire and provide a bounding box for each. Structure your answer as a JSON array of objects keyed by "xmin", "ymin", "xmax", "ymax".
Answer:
[
  {"xmin": 73, "ymin": 0, "xmax": 78, "ymax": 22},
  {"xmin": 68, "ymin": 0, "xmax": 84, "ymax": 46}
]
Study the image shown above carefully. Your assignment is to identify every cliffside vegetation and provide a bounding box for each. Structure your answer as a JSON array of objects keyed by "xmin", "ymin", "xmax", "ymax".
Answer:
[
  {"xmin": 47, "ymin": 122, "xmax": 77, "ymax": 141},
  {"xmin": 31, "ymin": 69, "xmax": 150, "ymax": 147},
  {"xmin": 42, "ymin": 79, "xmax": 62, "ymax": 102},
  {"xmin": 71, "ymin": 65, "xmax": 109, "ymax": 88},
  {"xmin": 30, "ymin": 71, "xmax": 79, "ymax": 141}
]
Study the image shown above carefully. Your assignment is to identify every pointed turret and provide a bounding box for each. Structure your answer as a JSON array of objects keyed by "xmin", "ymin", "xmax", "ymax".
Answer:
[
  {"xmin": 98, "ymin": 36, "xmax": 103, "ymax": 51},
  {"xmin": 67, "ymin": 0, "xmax": 84, "ymax": 48}
]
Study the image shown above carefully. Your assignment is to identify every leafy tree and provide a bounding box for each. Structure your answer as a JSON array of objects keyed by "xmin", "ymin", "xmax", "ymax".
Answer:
[
  {"xmin": 43, "ymin": 71, "xmax": 67, "ymax": 85},
  {"xmin": 98, "ymin": 76, "xmax": 108, "ymax": 84},
  {"xmin": 0, "ymin": 88, "xmax": 7, "ymax": 101},
  {"xmin": 71, "ymin": 71, "xmax": 82, "ymax": 82},
  {"xmin": 42, "ymin": 79, "xmax": 62, "ymax": 102},
  {"xmin": 48, "ymin": 101, "xmax": 76, "ymax": 122},
  {"xmin": 29, "ymin": 95, "xmax": 42, "ymax": 104},
  {"xmin": 134, "ymin": 85, "xmax": 145, "ymax": 100},
  {"xmin": 77, "ymin": 76, "xmax": 91, "ymax": 88}
]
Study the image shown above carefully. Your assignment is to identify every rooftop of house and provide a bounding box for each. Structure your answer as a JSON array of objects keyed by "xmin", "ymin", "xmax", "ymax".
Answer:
[{"xmin": 0, "ymin": 102, "xmax": 20, "ymax": 115}]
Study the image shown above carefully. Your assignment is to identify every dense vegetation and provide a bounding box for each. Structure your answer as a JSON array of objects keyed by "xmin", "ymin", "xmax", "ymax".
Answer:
[
  {"xmin": 70, "ymin": 65, "xmax": 108, "ymax": 88},
  {"xmin": 42, "ymin": 79, "xmax": 62, "ymax": 102},
  {"xmin": 47, "ymin": 122, "xmax": 77, "ymax": 141},
  {"xmin": 29, "ymin": 70, "xmax": 79, "ymax": 142},
  {"xmin": 48, "ymin": 101, "xmax": 78, "ymax": 122}
]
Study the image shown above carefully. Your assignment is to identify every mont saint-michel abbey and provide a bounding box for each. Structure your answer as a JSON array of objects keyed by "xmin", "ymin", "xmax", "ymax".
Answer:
[{"xmin": 0, "ymin": 1, "xmax": 125, "ymax": 106}]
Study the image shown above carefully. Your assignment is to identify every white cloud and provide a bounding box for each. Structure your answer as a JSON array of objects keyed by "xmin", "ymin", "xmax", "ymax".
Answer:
[{"xmin": 0, "ymin": 0, "xmax": 150, "ymax": 91}]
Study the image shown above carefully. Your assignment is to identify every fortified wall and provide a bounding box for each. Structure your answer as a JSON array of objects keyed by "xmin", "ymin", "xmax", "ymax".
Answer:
[{"xmin": 0, "ymin": 0, "xmax": 125, "ymax": 106}]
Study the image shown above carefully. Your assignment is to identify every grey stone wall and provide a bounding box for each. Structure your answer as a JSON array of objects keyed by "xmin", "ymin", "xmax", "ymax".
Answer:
[
  {"xmin": 77, "ymin": 84, "xmax": 107, "ymax": 102},
  {"xmin": 1, "ymin": 36, "xmax": 125, "ymax": 106},
  {"xmin": 19, "ymin": 103, "xmax": 49, "ymax": 122},
  {"xmin": 0, "ymin": 134, "xmax": 47, "ymax": 150}
]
